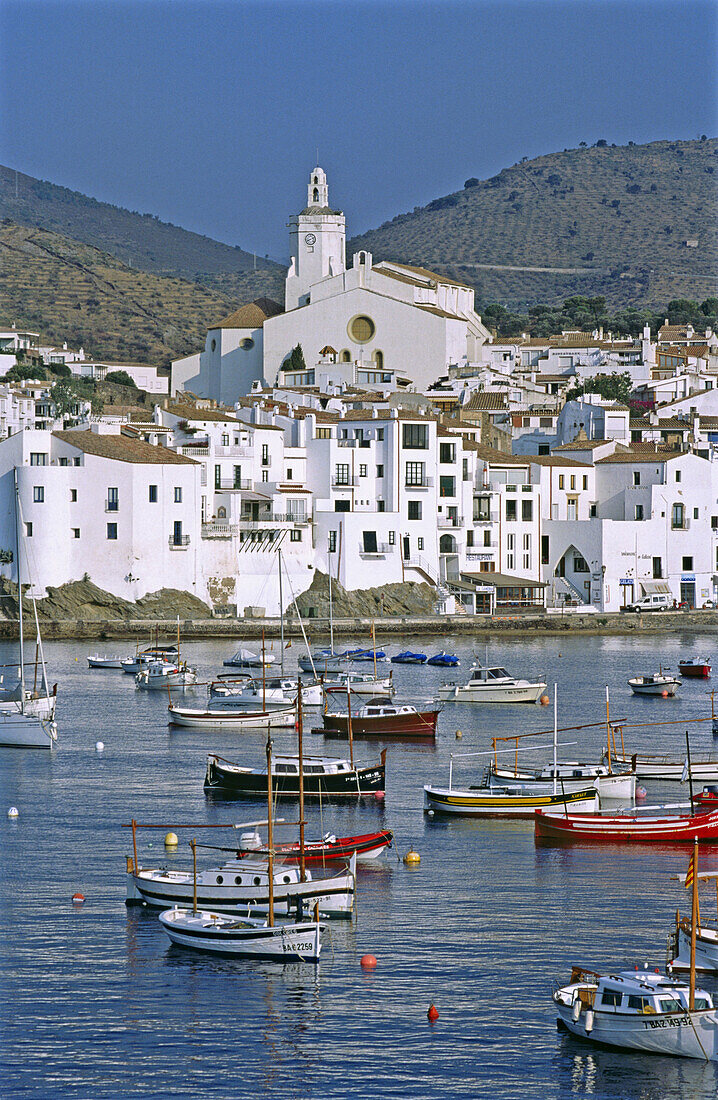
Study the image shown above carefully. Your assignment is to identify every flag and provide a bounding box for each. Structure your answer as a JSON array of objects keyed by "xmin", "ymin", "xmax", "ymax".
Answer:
[
  {"xmin": 681, "ymin": 756, "xmax": 690, "ymax": 783},
  {"xmin": 685, "ymin": 849, "xmax": 695, "ymax": 891},
  {"xmin": 285, "ymin": 640, "xmax": 292, "ymax": 649}
]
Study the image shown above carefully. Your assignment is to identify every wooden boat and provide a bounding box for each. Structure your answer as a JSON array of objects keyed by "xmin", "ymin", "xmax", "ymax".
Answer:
[
  {"xmin": 204, "ymin": 750, "xmax": 386, "ymax": 798},
  {"xmin": 424, "ymin": 782, "xmax": 597, "ymax": 818},
  {"xmin": 323, "ymin": 672, "xmax": 394, "ymax": 697},
  {"xmin": 695, "ymin": 786, "xmax": 718, "ymax": 809},
  {"xmin": 159, "ymin": 906, "xmax": 325, "ymax": 960},
  {"xmin": 136, "ymin": 660, "xmax": 198, "ymax": 690},
  {"xmin": 427, "ymin": 652, "xmax": 459, "ymax": 667},
  {"xmin": 391, "ymin": 651, "xmax": 427, "ymax": 664},
  {"xmin": 535, "ymin": 806, "xmax": 718, "ymax": 843},
  {"xmin": 606, "ymin": 751, "xmax": 718, "ymax": 783},
  {"xmin": 168, "ymin": 703, "xmax": 296, "ymax": 729},
  {"xmin": 298, "ymin": 650, "xmax": 350, "ymax": 675},
  {"xmin": 87, "ymin": 655, "xmax": 124, "ymax": 669},
  {"xmin": 668, "ymin": 915, "xmax": 718, "ymax": 972},
  {"xmin": 679, "ymin": 659, "xmax": 712, "ymax": 679},
  {"xmin": 553, "ymin": 965, "xmax": 718, "ymax": 1060},
  {"xmin": 488, "ymin": 762, "xmax": 635, "ymax": 801},
  {"xmin": 318, "ymin": 699, "xmax": 439, "ymax": 739},
  {"xmin": 236, "ymin": 827, "xmax": 393, "ymax": 863},
  {"xmin": 438, "ymin": 664, "xmax": 547, "ymax": 704},
  {"xmin": 628, "ymin": 672, "xmax": 680, "ymax": 696},
  {"xmin": 223, "ymin": 647, "xmax": 276, "ymax": 669}
]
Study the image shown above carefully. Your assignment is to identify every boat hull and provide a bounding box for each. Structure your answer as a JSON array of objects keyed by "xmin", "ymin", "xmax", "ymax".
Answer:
[
  {"xmin": 670, "ymin": 924, "xmax": 718, "ymax": 972},
  {"xmin": 679, "ymin": 664, "xmax": 711, "ymax": 679},
  {"xmin": 608, "ymin": 753, "xmax": 718, "ymax": 782},
  {"xmin": 204, "ymin": 755, "xmax": 385, "ymax": 798},
  {"xmin": 490, "ymin": 770, "xmax": 636, "ymax": 800},
  {"xmin": 438, "ymin": 682, "xmax": 547, "ymax": 703},
  {"xmin": 0, "ymin": 713, "xmax": 57, "ymax": 749},
  {"xmin": 87, "ymin": 656, "xmax": 123, "ymax": 669},
  {"xmin": 159, "ymin": 909, "xmax": 324, "ymax": 960},
  {"xmin": 628, "ymin": 677, "xmax": 680, "ymax": 696},
  {"xmin": 319, "ymin": 709, "xmax": 439, "ymax": 739},
  {"xmin": 238, "ymin": 830, "xmax": 393, "ymax": 863},
  {"xmin": 556, "ymin": 1002, "xmax": 718, "ymax": 1060},
  {"xmin": 424, "ymin": 785, "xmax": 598, "ymax": 818},
  {"xmin": 535, "ymin": 807, "xmax": 718, "ymax": 843},
  {"xmin": 169, "ymin": 705, "xmax": 296, "ymax": 729},
  {"xmin": 128, "ymin": 870, "xmax": 353, "ymax": 917}
]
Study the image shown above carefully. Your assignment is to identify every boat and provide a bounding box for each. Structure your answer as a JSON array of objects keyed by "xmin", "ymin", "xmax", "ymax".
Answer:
[
  {"xmin": 679, "ymin": 658, "xmax": 712, "ymax": 679},
  {"xmin": 298, "ymin": 650, "xmax": 350, "ymax": 675},
  {"xmin": 204, "ymin": 749, "xmax": 387, "ymax": 798},
  {"xmin": 390, "ymin": 651, "xmax": 427, "ymax": 665},
  {"xmin": 0, "ymin": 469, "xmax": 58, "ymax": 748},
  {"xmin": 318, "ymin": 698, "xmax": 440, "ymax": 739},
  {"xmin": 212, "ymin": 677, "xmax": 324, "ymax": 709},
  {"xmin": 535, "ymin": 806, "xmax": 718, "ymax": 843},
  {"xmin": 553, "ymin": 964, "xmax": 718, "ymax": 1060},
  {"xmin": 121, "ymin": 645, "xmax": 178, "ymax": 674},
  {"xmin": 136, "ymin": 660, "xmax": 198, "ymax": 690},
  {"xmin": 426, "ymin": 652, "xmax": 459, "ymax": 667},
  {"xmin": 223, "ymin": 647, "xmax": 276, "ymax": 669},
  {"xmin": 236, "ymin": 827, "xmax": 394, "ymax": 863},
  {"xmin": 168, "ymin": 702, "xmax": 297, "ymax": 729},
  {"xmin": 605, "ymin": 751, "xmax": 718, "ymax": 783},
  {"xmin": 349, "ymin": 648, "xmax": 389, "ymax": 663},
  {"xmin": 628, "ymin": 671, "xmax": 681, "ymax": 696},
  {"xmin": 424, "ymin": 780, "xmax": 597, "ymax": 817},
  {"xmin": 87, "ymin": 655, "xmax": 124, "ymax": 669},
  {"xmin": 323, "ymin": 671, "xmax": 394, "ymax": 697},
  {"xmin": 158, "ymin": 906, "xmax": 325, "ymax": 960},
  {"xmin": 438, "ymin": 664, "xmax": 547, "ymax": 704},
  {"xmin": 488, "ymin": 762, "xmax": 635, "ymax": 801},
  {"xmin": 694, "ymin": 785, "xmax": 718, "ymax": 810}
]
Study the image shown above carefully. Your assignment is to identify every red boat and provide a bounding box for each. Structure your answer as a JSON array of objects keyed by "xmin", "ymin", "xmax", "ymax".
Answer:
[
  {"xmin": 318, "ymin": 699, "xmax": 439, "ymax": 740},
  {"xmin": 678, "ymin": 658, "xmax": 711, "ymax": 679},
  {"xmin": 694, "ymin": 786, "xmax": 718, "ymax": 810},
  {"xmin": 236, "ymin": 828, "xmax": 393, "ymax": 863},
  {"xmin": 534, "ymin": 806, "xmax": 718, "ymax": 844}
]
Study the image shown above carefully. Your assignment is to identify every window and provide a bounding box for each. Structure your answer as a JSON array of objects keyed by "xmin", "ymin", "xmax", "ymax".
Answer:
[
  {"xmin": 558, "ymin": 475, "xmax": 564, "ymax": 490},
  {"xmin": 653, "ymin": 556, "xmax": 662, "ymax": 578},
  {"xmin": 316, "ymin": 427, "xmax": 331, "ymax": 439},
  {"xmin": 523, "ymin": 553, "xmax": 530, "ymax": 570},
  {"xmin": 475, "ymin": 496, "xmax": 491, "ymax": 521},
  {"xmin": 107, "ymin": 523, "xmax": 118, "ymax": 540},
  {"xmin": 675, "ymin": 469, "xmax": 681, "ymax": 482},
  {"xmin": 418, "ymin": 537, "xmax": 424, "ymax": 551},
  {"xmin": 359, "ymin": 465, "xmax": 367, "ymax": 478},
  {"xmin": 672, "ymin": 503, "xmax": 685, "ymax": 529},
  {"xmin": 377, "ymin": 500, "xmax": 385, "ymax": 512},
  {"xmin": 214, "ymin": 465, "xmax": 221, "ymax": 489},
  {"xmin": 328, "ymin": 531, "xmax": 337, "ymax": 553},
  {"xmin": 402, "ymin": 424, "xmax": 428, "ymax": 449},
  {"xmin": 682, "ymin": 556, "xmax": 693, "ymax": 571},
  {"xmin": 408, "ymin": 501, "xmax": 422, "ymax": 521},
  {"xmin": 538, "ymin": 444, "xmax": 550, "ymax": 455},
  {"xmin": 376, "ymin": 464, "xmax": 384, "ymax": 478},
  {"xmin": 635, "ymin": 504, "xmax": 644, "ymax": 520},
  {"xmin": 541, "ymin": 535, "xmax": 549, "ymax": 565},
  {"xmin": 522, "ymin": 500, "xmax": 532, "ymax": 522},
  {"xmin": 570, "ymin": 475, "xmax": 576, "ymax": 490},
  {"xmin": 59, "ymin": 457, "xmax": 69, "ymax": 467},
  {"xmin": 627, "ymin": 996, "xmax": 653, "ymax": 1011},
  {"xmin": 334, "ymin": 499, "xmax": 349, "ymax": 511},
  {"xmin": 172, "ymin": 521, "xmax": 184, "ymax": 546},
  {"xmin": 484, "ymin": 530, "xmax": 491, "ymax": 547},
  {"xmin": 633, "ymin": 471, "xmax": 641, "ymax": 486},
  {"xmin": 70, "ymin": 489, "xmax": 77, "ymax": 502},
  {"xmin": 349, "ymin": 315, "xmax": 375, "ymax": 343},
  {"xmin": 712, "ymin": 516, "xmax": 718, "ymax": 530},
  {"xmin": 290, "ymin": 529, "xmax": 302, "ymax": 542},
  {"xmin": 466, "ymin": 530, "xmax": 474, "ymax": 547},
  {"xmin": 439, "ymin": 442, "xmax": 456, "ymax": 464},
  {"xmin": 33, "ymin": 486, "xmax": 44, "ymax": 503},
  {"xmin": 600, "ymin": 989, "xmax": 622, "ymax": 1007},
  {"xmin": 522, "ymin": 416, "xmax": 531, "ymax": 427},
  {"xmin": 573, "ymin": 555, "xmax": 589, "ymax": 573},
  {"xmin": 73, "ymin": 457, "xmax": 81, "ymax": 466},
  {"xmin": 589, "ymin": 503, "xmax": 597, "ymax": 517},
  {"xmin": 507, "ymin": 552, "xmax": 515, "ymax": 570},
  {"xmin": 107, "ymin": 487, "xmax": 119, "ymax": 511},
  {"xmin": 261, "ymin": 470, "xmax": 268, "ymax": 483},
  {"xmin": 221, "ymin": 433, "xmax": 229, "ymax": 446},
  {"xmin": 286, "ymin": 468, "xmax": 293, "ymax": 481},
  {"xmin": 335, "ymin": 463, "xmax": 350, "ymax": 486},
  {"xmin": 261, "ymin": 444, "xmax": 269, "ymax": 465},
  {"xmin": 523, "ymin": 534, "xmax": 531, "ymax": 552},
  {"xmin": 506, "ymin": 500, "xmax": 517, "ymax": 521},
  {"xmin": 362, "ymin": 531, "xmax": 378, "ymax": 554},
  {"xmin": 507, "ymin": 534, "xmax": 515, "ymax": 551},
  {"xmin": 388, "ymin": 531, "xmax": 395, "ymax": 545},
  {"xmin": 439, "ymin": 476, "xmax": 455, "ymax": 498},
  {"xmin": 30, "ymin": 453, "xmax": 48, "ymax": 466},
  {"xmin": 72, "ymin": 528, "xmax": 80, "ymax": 539},
  {"xmin": 405, "ymin": 462, "xmax": 425, "ymax": 487},
  {"xmin": 174, "ymin": 487, "xmax": 182, "ymax": 503},
  {"xmin": 149, "ymin": 485, "xmax": 157, "ymax": 503},
  {"xmin": 25, "ymin": 522, "xmax": 32, "ymax": 537},
  {"xmin": 377, "ymin": 429, "xmax": 384, "ymax": 441},
  {"xmin": 582, "ymin": 476, "xmax": 588, "ymax": 490},
  {"xmin": 694, "ymin": 507, "xmax": 699, "ymax": 520},
  {"xmin": 567, "ymin": 499, "xmax": 577, "ymax": 521}
]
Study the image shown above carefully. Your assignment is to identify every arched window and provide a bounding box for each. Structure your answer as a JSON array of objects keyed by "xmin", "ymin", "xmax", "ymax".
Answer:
[
  {"xmin": 313, "ymin": 188, "xmax": 319, "ymax": 202},
  {"xmin": 373, "ymin": 350, "xmax": 384, "ymax": 368},
  {"xmin": 358, "ymin": 251, "xmax": 366, "ymax": 264},
  {"xmin": 440, "ymin": 534, "xmax": 457, "ymax": 554},
  {"xmin": 217, "ymin": 506, "xmax": 227, "ymax": 519},
  {"xmin": 340, "ymin": 349, "xmax": 351, "ymax": 362},
  {"xmin": 313, "ymin": 176, "xmax": 318, "ymax": 184}
]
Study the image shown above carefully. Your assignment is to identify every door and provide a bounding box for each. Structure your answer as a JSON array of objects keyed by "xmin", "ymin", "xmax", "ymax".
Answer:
[
  {"xmin": 402, "ymin": 536, "xmax": 410, "ymax": 561},
  {"xmin": 173, "ymin": 520, "xmax": 183, "ymax": 546},
  {"xmin": 680, "ymin": 582, "xmax": 695, "ymax": 608}
]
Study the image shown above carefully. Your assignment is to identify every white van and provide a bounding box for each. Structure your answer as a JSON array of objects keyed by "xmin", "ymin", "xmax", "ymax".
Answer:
[{"xmin": 623, "ymin": 593, "xmax": 672, "ymax": 613}]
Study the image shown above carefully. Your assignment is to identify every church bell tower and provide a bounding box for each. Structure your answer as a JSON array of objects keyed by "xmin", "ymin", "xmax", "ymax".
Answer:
[{"xmin": 285, "ymin": 167, "xmax": 346, "ymax": 311}]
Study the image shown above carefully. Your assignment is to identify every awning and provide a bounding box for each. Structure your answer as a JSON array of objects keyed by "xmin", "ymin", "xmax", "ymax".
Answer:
[
  {"xmin": 640, "ymin": 580, "xmax": 671, "ymax": 596},
  {"xmin": 461, "ymin": 572, "xmax": 547, "ymax": 588}
]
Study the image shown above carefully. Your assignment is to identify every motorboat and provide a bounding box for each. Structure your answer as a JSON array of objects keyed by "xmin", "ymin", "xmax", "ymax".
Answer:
[
  {"xmin": 323, "ymin": 671, "xmax": 394, "ymax": 697},
  {"xmin": 87, "ymin": 655, "xmax": 124, "ymax": 669},
  {"xmin": 223, "ymin": 648, "xmax": 277, "ymax": 669},
  {"xmin": 318, "ymin": 699, "xmax": 440, "ymax": 739},
  {"xmin": 488, "ymin": 762, "xmax": 636, "ymax": 801},
  {"xmin": 121, "ymin": 646, "xmax": 178, "ymax": 674},
  {"xmin": 298, "ymin": 650, "xmax": 350, "ymax": 675},
  {"xmin": 391, "ymin": 651, "xmax": 428, "ymax": 665},
  {"xmin": 127, "ymin": 852, "xmax": 355, "ymax": 917},
  {"xmin": 535, "ymin": 806, "xmax": 718, "ymax": 843},
  {"xmin": 349, "ymin": 648, "xmax": 389, "ymax": 663},
  {"xmin": 668, "ymin": 914, "xmax": 718, "ymax": 972},
  {"xmin": 678, "ymin": 658, "xmax": 712, "ymax": 679},
  {"xmin": 236, "ymin": 827, "xmax": 393, "ymax": 863},
  {"xmin": 168, "ymin": 702, "xmax": 296, "ymax": 729},
  {"xmin": 424, "ymin": 780, "xmax": 598, "ymax": 817},
  {"xmin": 628, "ymin": 672, "xmax": 680, "ymax": 696},
  {"xmin": 136, "ymin": 660, "xmax": 198, "ymax": 690},
  {"xmin": 204, "ymin": 750, "xmax": 387, "ymax": 798},
  {"xmin": 159, "ymin": 906, "xmax": 325, "ymax": 961},
  {"xmin": 605, "ymin": 751, "xmax": 718, "ymax": 783},
  {"xmin": 427, "ymin": 652, "xmax": 459, "ymax": 667},
  {"xmin": 694, "ymin": 785, "xmax": 718, "ymax": 809},
  {"xmin": 211, "ymin": 677, "xmax": 324, "ymax": 709},
  {"xmin": 438, "ymin": 665, "xmax": 547, "ymax": 704},
  {"xmin": 553, "ymin": 965, "xmax": 718, "ymax": 1060}
]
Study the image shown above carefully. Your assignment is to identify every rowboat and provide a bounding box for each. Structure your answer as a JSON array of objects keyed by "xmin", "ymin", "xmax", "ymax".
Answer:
[
  {"xmin": 535, "ymin": 806, "xmax": 718, "ymax": 843},
  {"xmin": 236, "ymin": 827, "xmax": 393, "ymax": 863},
  {"xmin": 424, "ymin": 783, "xmax": 598, "ymax": 818},
  {"xmin": 678, "ymin": 659, "xmax": 711, "ymax": 679},
  {"xmin": 438, "ymin": 664, "xmax": 547, "ymax": 704},
  {"xmin": 318, "ymin": 699, "xmax": 439, "ymax": 739},
  {"xmin": 87, "ymin": 655, "xmax": 124, "ymax": 669},
  {"xmin": 605, "ymin": 751, "xmax": 718, "ymax": 783},
  {"xmin": 553, "ymin": 965, "xmax": 718, "ymax": 1060},
  {"xmin": 628, "ymin": 672, "xmax": 680, "ymax": 696},
  {"xmin": 204, "ymin": 750, "xmax": 386, "ymax": 798},
  {"xmin": 168, "ymin": 703, "xmax": 297, "ymax": 729},
  {"xmin": 159, "ymin": 907, "xmax": 325, "ymax": 960}
]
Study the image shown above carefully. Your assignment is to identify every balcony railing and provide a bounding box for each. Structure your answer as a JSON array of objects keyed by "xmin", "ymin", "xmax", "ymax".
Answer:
[
  {"xmin": 201, "ymin": 522, "xmax": 238, "ymax": 539},
  {"xmin": 332, "ymin": 475, "xmax": 358, "ymax": 487},
  {"xmin": 359, "ymin": 541, "xmax": 394, "ymax": 557},
  {"xmin": 180, "ymin": 445, "xmax": 209, "ymax": 456},
  {"xmin": 239, "ymin": 513, "xmax": 309, "ymax": 528},
  {"xmin": 169, "ymin": 535, "xmax": 191, "ymax": 548},
  {"xmin": 438, "ymin": 516, "xmax": 463, "ymax": 528},
  {"xmin": 473, "ymin": 511, "xmax": 499, "ymax": 524},
  {"xmin": 404, "ymin": 476, "xmax": 433, "ymax": 489},
  {"xmin": 215, "ymin": 445, "xmax": 252, "ymax": 457},
  {"xmin": 214, "ymin": 478, "xmax": 253, "ymax": 491},
  {"xmin": 105, "ymin": 499, "xmax": 119, "ymax": 512}
]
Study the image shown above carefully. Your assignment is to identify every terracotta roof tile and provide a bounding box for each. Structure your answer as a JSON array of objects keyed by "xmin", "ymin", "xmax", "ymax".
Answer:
[{"xmin": 54, "ymin": 431, "xmax": 197, "ymax": 464}]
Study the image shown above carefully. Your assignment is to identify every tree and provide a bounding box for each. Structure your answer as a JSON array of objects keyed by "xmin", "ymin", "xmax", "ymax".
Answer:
[
  {"xmin": 51, "ymin": 378, "xmax": 83, "ymax": 424},
  {"xmin": 4, "ymin": 363, "xmax": 48, "ymax": 382},
  {"xmin": 105, "ymin": 370, "xmax": 137, "ymax": 388},
  {"xmin": 49, "ymin": 362, "xmax": 71, "ymax": 378},
  {"xmin": 565, "ymin": 372, "xmax": 634, "ymax": 405},
  {"xmin": 287, "ymin": 344, "xmax": 307, "ymax": 372}
]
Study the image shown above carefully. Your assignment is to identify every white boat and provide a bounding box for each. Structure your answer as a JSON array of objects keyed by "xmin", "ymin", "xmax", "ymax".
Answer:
[
  {"xmin": 298, "ymin": 650, "xmax": 350, "ymax": 675},
  {"xmin": 323, "ymin": 671, "xmax": 394, "ymax": 697},
  {"xmin": 437, "ymin": 665, "xmax": 547, "ymax": 704},
  {"xmin": 606, "ymin": 751, "xmax": 718, "ymax": 783},
  {"xmin": 168, "ymin": 702, "xmax": 297, "ymax": 729},
  {"xmin": 668, "ymin": 916, "xmax": 718, "ymax": 972},
  {"xmin": 87, "ymin": 655, "xmax": 124, "ymax": 669},
  {"xmin": 0, "ymin": 708, "xmax": 58, "ymax": 749},
  {"xmin": 553, "ymin": 965, "xmax": 718, "ymax": 1060},
  {"xmin": 212, "ymin": 677, "xmax": 324, "ymax": 709},
  {"xmin": 489, "ymin": 762, "xmax": 636, "ymax": 801},
  {"xmin": 423, "ymin": 781, "xmax": 598, "ymax": 817},
  {"xmin": 136, "ymin": 660, "xmax": 198, "ymax": 690},
  {"xmin": 223, "ymin": 648, "xmax": 277, "ymax": 669},
  {"xmin": 628, "ymin": 672, "xmax": 681, "ymax": 696},
  {"xmin": 158, "ymin": 906, "xmax": 325, "ymax": 960},
  {"xmin": 121, "ymin": 646, "xmax": 178, "ymax": 674}
]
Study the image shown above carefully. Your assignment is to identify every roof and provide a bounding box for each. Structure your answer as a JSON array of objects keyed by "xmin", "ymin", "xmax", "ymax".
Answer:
[
  {"xmin": 375, "ymin": 261, "xmax": 471, "ymax": 290},
  {"xmin": 213, "ymin": 298, "xmax": 284, "ymax": 330},
  {"xmin": 595, "ymin": 449, "xmax": 681, "ymax": 464},
  {"xmin": 461, "ymin": 571, "xmax": 548, "ymax": 588},
  {"xmin": 554, "ymin": 438, "xmax": 611, "ymax": 451},
  {"xmin": 528, "ymin": 455, "xmax": 591, "ymax": 467},
  {"xmin": 165, "ymin": 403, "xmax": 239, "ymax": 423},
  {"xmin": 53, "ymin": 431, "xmax": 197, "ymax": 464},
  {"xmin": 463, "ymin": 392, "xmax": 508, "ymax": 411}
]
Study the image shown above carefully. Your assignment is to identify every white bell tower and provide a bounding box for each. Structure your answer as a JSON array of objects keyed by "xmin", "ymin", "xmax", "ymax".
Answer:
[{"xmin": 285, "ymin": 167, "xmax": 346, "ymax": 311}]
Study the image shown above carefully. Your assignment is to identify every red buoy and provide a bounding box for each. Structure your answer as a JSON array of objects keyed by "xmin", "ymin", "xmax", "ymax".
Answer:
[
  {"xmin": 374, "ymin": 791, "xmax": 385, "ymax": 800},
  {"xmin": 72, "ymin": 893, "xmax": 85, "ymax": 904},
  {"xmin": 427, "ymin": 1003, "xmax": 439, "ymax": 1022},
  {"xmin": 360, "ymin": 954, "xmax": 377, "ymax": 969}
]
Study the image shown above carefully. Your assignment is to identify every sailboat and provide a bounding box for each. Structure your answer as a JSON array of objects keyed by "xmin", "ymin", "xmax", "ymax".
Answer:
[{"xmin": 0, "ymin": 469, "xmax": 57, "ymax": 748}]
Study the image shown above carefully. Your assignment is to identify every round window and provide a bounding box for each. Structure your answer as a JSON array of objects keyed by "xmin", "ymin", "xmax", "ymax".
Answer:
[
  {"xmin": 234, "ymin": 876, "xmax": 242, "ymax": 885},
  {"xmin": 239, "ymin": 338, "xmax": 254, "ymax": 350},
  {"xmin": 348, "ymin": 315, "xmax": 375, "ymax": 343},
  {"xmin": 253, "ymin": 876, "xmax": 261, "ymax": 886},
  {"xmin": 283, "ymin": 875, "xmax": 291, "ymax": 884},
  {"xmin": 216, "ymin": 875, "xmax": 223, "ymax": 884},
  {"xmin": 210, "ymin": 338, "xmax": 216, "ymax": 352}
]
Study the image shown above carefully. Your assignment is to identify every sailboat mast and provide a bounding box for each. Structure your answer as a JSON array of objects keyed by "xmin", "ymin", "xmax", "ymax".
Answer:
[
  {"xmin": 278, "ymin": 549, "xmax": 285, "ymax": 677},
  {"xmin": 297, "ymin": 678, "xmax": 306, "ymax": 883},
  {"xmin": 13, "ymin": 468, "xmax": 25, "ymax": 700},
  {"xmin": 689, "ymin": 837, "xmax": 698, "ymax": 1012},
  {"xmin": 266, "ymin": 732, "xmax": 274, "ymax": 928},
  {"xmin": 328, "ymin": 546, "xmax": 334, "ymax": 655},
  {"xmin": 553, "ymin": 684, "xmax": 558, "ymax": 796}
]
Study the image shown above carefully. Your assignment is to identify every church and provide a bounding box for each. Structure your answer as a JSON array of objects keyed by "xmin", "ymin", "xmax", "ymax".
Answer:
[{"xmin": 172, "ymin": 167, "xmax": 492, "ymax": 401}]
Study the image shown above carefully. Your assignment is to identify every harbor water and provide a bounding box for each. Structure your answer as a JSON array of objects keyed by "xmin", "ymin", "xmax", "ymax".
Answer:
[{"xmin": 2, "ymin": 630, "xmax": 718, "ymax": 1099}]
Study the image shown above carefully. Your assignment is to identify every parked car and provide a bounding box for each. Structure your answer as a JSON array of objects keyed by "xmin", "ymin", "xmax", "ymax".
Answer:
[{"xmin": 622, "ymin": 593, "xmax": 672, "ymax": 613}]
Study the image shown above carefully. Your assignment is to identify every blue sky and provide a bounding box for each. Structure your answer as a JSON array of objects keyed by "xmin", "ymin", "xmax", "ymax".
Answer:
[{"xmin": 1, "ymin": 0, "xmax": 716, "ymax": 261}]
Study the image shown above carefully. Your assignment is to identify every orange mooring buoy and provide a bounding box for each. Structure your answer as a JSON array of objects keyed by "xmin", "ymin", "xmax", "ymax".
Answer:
[
  {"xmin": 72, "ymin": 893, "xmax": 85, "ymax": 905},
  {"xmin": 360, "ymin": 954, "xmax": 377, "ymax": 969},
  {"xmin": 427, "ymin": 1003, "xmax": 439, "ymax": 1022}
]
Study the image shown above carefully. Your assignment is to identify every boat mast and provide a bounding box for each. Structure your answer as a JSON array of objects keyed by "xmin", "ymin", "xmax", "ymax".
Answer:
[
  {"xmin": 278, "ymin": 549, "xmax": 284, "ymax": 677},
  {"xmin": 605, "ymin": 686, "xmax": 612, "ymax": 773},
  {"xmin": 346, "ymin": 683, "xmax": 354, "ymax": 770},
  {"xmin": 297, "ymin": 677, "xmax": 306, "ymax": 883},
  {"xmin": 328, "ymin": 540, "xmax": 334, "ymax": 655},
  {"xmin": 262, "ymin": 627, "xmax": 266, "ymax": 712},
  {"xmin": 372, "ymin": 619, "xmax": 377, "ymax": 680},
  {"xmin": 553, "ymin": 684, "xmax": 558, "ymax": 796},
  {"xmin": 689, "ymin": 836, "xmax": 698, "ymax": 1012},
  {"xmin": 266, "ymin": 731, "xmax": 274, "ymax": 928},
  {"xmin": 13, "ymin": 468, "xmax": 25, "ymax": 702}
]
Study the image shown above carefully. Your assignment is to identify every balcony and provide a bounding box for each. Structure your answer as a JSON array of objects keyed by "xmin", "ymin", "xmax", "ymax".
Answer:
[
  {"xmin": 105, "ymin": 499, "xmax": 119, "ymax": 512},
  {"xmin": 438, "ymin": 515, "xmax": 464, "ymax": 528},
  {"xmin": 215, "ymin": 445, "xmax": 252, "ymax": 458},
  {"xmin": 201, "ymin": 521, "xmax": 238, "ymax": 539},
  {"xmin": 169, "ymin": 535, "xmax": 191, "ymax": 549},
  {"xmin": 214, "ymin": 478, "xmax": 253, "ymax": 491},
  {"xmin": 473, "ymin": 511, "xmax": 499, "ymax": 525},
  {"xmin": 404, "ymin": 476, "xmax": 434, "ymax": 490},
  {"xmin": 239, "ymin": 512, "xmax": 309, "ymax": 528},
  {"xmin": 180, "ymin": 445, "xmax": 209, "ymax": 456},
  {"xmin": 359, "ymin": 541, "xmax": 394, "ymax": 557},
  {"xmin": 332, "ymin": 475, "xmax": 358, "ymax": 487}
]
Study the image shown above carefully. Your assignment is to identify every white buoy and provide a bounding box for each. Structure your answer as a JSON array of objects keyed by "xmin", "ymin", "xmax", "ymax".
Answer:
[
  {"xmin": 7, "ymin": 806, "xmax": 19, "ymax": 818},
  {"xmin": 95, "ymin": 741, "xmax": 104, "ymax": 752}
]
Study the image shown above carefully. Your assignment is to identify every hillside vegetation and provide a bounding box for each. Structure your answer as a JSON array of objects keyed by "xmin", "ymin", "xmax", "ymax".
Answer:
[{"xmin": 348, "ymin": 139, "xmax": 718, "ymax": 309}]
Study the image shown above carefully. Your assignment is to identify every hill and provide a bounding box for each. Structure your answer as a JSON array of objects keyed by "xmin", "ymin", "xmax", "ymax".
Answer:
[{"xmin": 348, "ymin": 139, "xmax": 718, "ymax": 309}]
